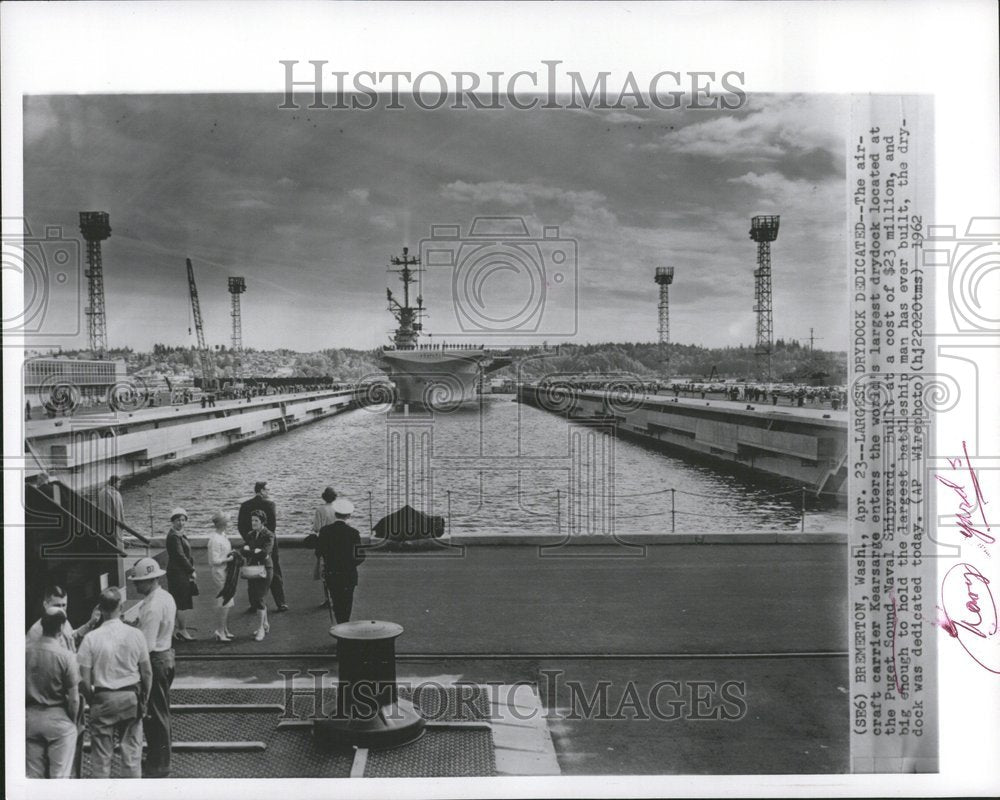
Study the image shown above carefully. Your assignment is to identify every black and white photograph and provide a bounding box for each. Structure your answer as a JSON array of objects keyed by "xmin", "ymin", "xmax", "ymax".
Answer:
[{"xmin": 4, "ymin": 2, "xmax": 998, "ymax": 798}]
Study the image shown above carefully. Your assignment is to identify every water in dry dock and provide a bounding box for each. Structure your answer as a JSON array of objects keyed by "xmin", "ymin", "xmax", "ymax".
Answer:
[{"xmin": 120, "ymin": 395, "xmax": 843, "ymax": 537}]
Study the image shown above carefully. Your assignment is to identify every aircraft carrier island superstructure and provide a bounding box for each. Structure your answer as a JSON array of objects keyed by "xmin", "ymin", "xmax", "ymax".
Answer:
[{"xmin": 379, "ymin": 246, "xmax": 501, "ymax": 410}]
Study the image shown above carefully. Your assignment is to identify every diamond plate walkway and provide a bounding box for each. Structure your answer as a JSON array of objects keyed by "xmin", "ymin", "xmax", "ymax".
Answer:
[{"xmin": 78, "ymin": 682, "xmax": 558, "ymax": 778}]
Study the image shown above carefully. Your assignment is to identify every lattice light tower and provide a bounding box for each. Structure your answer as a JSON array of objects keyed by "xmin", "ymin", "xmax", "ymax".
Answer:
[
  {"xmin": 228, "ymin": 276, "xmax": 246, "ymax": 377},
  {"xmin": 79, "ymin": 211, "xmax": 112, "ymax": 356},
  {"xmin": 749, "ymin": 215, "xmax": 780, "ymax": 381},
  {"xmin": 654, "ymin": 266, "xmax": 675, "ymax": 375}
]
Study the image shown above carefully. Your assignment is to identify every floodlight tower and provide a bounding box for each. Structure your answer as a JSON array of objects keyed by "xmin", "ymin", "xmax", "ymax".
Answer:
[
  {"xmin": 654, "ymin": 266, "xmax": 675, "ymax": 375},
  {"xmin": 79, "ymin": 211, "xmax": 112, "ymax": 356},
  {"xmin": 749, "ymin": 214, "xmax": 780, "ymax": 381},
  {"xmin": 228, "ymin": 276, "xmax": 246, "ymax": 377}
]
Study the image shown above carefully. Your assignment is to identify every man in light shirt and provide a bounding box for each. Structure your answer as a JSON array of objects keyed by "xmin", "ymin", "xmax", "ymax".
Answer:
[
  {"xmin": 123, "ymin": 557, "xmax": 176, "ymax": 778},
  {"xmin": 25, "ymin": 609, "xmax": 80, "ymax": 778},
  {"xmin": 26, "ymin": 585, "xmax": 101, "ymax": 653},
  {"xmin": 78, "ymin": 588, "xmax": 151, "ymax": 778}
]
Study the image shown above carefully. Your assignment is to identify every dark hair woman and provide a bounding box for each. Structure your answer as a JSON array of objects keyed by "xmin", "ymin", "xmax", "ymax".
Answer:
[
  {"xmin": 243, "ymin": 509, "xmax": 274, "ymax": 641},
  {"xmin": 165, "ymin": 507, "xmax": 197, "ymax": 641}
]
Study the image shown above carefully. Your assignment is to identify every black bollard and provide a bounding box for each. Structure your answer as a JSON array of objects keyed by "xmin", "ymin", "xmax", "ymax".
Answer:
[{"xmin": 313, "ymin": 620, "xmax": 425, "ymax": 751}]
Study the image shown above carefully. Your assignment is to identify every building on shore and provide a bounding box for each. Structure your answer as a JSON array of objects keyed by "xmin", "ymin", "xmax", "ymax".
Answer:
[{"xmin": 24, "ymin": 356, "xmax": 127, "ymax": 404}]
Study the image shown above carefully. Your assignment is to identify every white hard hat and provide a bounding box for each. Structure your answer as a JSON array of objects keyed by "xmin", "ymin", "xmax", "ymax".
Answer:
[{"xmin": 127, "ymin": 557, "xmax": 166, "ymax": 580}]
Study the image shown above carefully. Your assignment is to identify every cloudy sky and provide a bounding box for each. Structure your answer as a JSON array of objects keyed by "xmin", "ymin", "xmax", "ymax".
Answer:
[{"xmin": 23, "ymin": 93, "xmax": 847, "ymax": 352}]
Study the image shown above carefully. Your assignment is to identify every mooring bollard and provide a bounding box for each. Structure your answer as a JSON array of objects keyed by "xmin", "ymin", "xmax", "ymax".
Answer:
[{"xmin": 313, "ymin": 620, "xmax": 425, "ymax": 751}]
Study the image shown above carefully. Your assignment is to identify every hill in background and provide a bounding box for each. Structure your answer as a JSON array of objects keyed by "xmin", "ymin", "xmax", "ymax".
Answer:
[
  {"xmin": 511, "ymin": 340, "xmax": 847, "ymax": 384},
  {"xmin": 46, "ymin": 339, "xmax": 846, "ymax": 385}
]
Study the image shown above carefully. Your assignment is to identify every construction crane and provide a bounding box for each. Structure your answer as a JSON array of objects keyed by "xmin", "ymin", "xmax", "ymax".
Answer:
[{"xmin": 186, "ymin": 258, "xmax": 217, "ymax": 392}]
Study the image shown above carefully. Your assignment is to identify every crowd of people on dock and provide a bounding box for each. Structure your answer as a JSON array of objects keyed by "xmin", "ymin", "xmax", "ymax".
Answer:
[
  {"xmin": 534, "ymin": 377, "xmax": 848, "ymax": 410},
  {"xmin": 668, "ymin": 382, "xmax": 847, "ymax": 409},
  {"xmin": 26, "ymin": 381, "xmax": 348, "ymax": 421},
  {"xmin": 24, "ymin": 479, "xmax": 367, "ymax": 779}
]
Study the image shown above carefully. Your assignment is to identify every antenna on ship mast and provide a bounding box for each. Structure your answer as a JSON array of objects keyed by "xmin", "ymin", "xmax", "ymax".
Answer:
[{"xmin": 386, "ymin": 246, "xmax": 425, "ymax": 350}]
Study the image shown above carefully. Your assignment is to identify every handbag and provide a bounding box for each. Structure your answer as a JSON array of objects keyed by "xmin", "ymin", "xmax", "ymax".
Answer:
[
  {"xmin": 189, "ymin": 578, "xmax": 200, "ymax": 596},
  {"xmin": 240, "ymin": 565, "xmax": 266, "ymax": 580}
]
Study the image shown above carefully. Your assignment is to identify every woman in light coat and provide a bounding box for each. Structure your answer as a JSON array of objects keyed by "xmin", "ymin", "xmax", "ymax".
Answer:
[{"xmin": 206, "ymin": 510, "xmax": 236, "ymax": 641}]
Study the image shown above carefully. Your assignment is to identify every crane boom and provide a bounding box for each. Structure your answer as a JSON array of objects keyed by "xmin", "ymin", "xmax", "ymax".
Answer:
[{"xmin": 186, "ymin": 258, "xmax": 217, "ymax": 390}]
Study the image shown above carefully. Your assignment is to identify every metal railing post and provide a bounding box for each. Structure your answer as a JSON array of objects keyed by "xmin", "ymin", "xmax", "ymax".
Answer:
[
  {"xmin": 670, "ymin": 488, "xmax": 676, "ymax": 533},
  {"xmin": 147, "ymin": 492, "xmax": 155, "ymax": 556},
  {"xmin": 800, "ymin": 487, "xmax": 806, "ymax": 533}
]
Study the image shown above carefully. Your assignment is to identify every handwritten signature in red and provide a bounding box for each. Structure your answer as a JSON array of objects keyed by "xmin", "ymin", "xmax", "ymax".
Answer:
[
  {"xmin": 935, "ymin": 441, "xmax": 993, "ymax": 545},
  {"xmin": 939, "ymin": 563, "xmax": 996, "ymax": 639},
  {"xmin": 935, "ymin": 444, "xmax": 998, "ymax": 672},
  {"xmin": 938, "ymin": 563, "xmax": 999, "ymax": 673}
]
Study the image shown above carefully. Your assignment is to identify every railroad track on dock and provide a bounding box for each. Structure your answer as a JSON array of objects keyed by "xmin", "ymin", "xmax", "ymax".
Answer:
[{"xmin": 177, "ymin": 649, "xmax": 848, "ymax": 661}]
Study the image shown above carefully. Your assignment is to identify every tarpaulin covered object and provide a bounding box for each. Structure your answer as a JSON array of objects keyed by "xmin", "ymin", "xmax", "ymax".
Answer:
[{"xmin": 372, "ymin": 505, "xmax": 445, "ymax": 541}]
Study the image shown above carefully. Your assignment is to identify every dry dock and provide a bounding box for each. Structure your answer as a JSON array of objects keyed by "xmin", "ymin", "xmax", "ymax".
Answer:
[
  {"xmin": 519, "ymin": 386, "xmax": 848, "ymax": 499},
  {"xmin": 24, "ymin": 388, "xmax": 356, "ymax": 491}
]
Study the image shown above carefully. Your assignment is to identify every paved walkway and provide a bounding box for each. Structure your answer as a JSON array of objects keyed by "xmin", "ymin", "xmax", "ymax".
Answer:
[
  {"xmin": 170, "ymin": 543, "xmax": 846, "ymax": 656},
  {"xmin": 153, "ymin": 542, "xmax": 848, "ymax": 774}
]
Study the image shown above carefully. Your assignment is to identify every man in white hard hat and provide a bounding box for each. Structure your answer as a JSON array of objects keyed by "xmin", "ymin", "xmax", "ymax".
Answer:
[
  {"xmin": 123, "ymin": 557, "xmax": 175, "ymax": 778},
  {"xmin": 314, "ymin": 498, "xmax": 366, "ymax": 624}
]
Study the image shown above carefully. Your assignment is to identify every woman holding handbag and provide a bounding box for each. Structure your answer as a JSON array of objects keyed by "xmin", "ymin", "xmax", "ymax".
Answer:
[
  {"xmin": 242, "ymin": 509, "xmax": 274, "ymax": 642},
  {"xmin": 165, "ymin": 507, "xmax": 197, "ymax": 641}
]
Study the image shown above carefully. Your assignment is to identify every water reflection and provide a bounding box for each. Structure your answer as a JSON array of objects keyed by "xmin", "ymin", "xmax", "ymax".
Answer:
[{"xmin": 121, "ymin": 395, "xmax": 844, "ymax": 538}]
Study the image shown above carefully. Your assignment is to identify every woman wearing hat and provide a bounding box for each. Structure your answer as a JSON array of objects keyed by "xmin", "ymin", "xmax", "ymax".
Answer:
[
  {"xmin": 165, "ymin": 508, "xmax": 197, "ymax": 642},
  {"xmin": 243, "ymin": 509, "xmax": 274, "ymax": 642},
  {"xmin": 206, "ymin": 510, "xmax": 236, "ymax": 641}
]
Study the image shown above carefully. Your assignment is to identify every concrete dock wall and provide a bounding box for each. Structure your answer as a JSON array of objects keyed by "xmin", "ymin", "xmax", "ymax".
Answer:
[
  {"xmin": 519, "ymin": 386, "xmax": 848, "ymax": 499},
  {"xmin": 25, "ymin": 389, "xmax": 356, "ymax": 491}
]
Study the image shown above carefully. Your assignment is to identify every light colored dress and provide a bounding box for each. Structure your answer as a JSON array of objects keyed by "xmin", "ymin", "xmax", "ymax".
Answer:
[{"xmin": 207, "ymin": 530, "xmax": 235, "ymax": 608}]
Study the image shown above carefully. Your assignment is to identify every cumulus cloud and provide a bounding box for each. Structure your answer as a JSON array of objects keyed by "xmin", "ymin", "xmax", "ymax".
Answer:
[
  {"xmin": 645, "ymin": 94, "xmax": 846, "ymax": 180},
  {"xmin": 441, "ymin": 180, "xmax": 606, "ymax": 210},
  {"xmin": 348, "ymin": 187, "xmax": 370, "ymax": 204}
]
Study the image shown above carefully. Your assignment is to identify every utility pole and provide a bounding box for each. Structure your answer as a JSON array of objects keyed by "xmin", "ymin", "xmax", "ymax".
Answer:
[{"xmin": 807, "ymin": 327, "xmax": 824, "ymax": 352}]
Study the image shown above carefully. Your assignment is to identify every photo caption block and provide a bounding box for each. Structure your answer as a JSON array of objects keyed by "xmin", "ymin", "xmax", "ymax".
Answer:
[{"xmin": 849, "ymin": 95, "xmax": 938, "ymax": 773}]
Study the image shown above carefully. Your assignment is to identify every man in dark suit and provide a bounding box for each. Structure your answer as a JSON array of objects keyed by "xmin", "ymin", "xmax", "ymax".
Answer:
[
  {"xmin": 315, "ymin": 499, "xmax": 366, "ymax": 624},
  {"xmin": 237, "ymin": 481, "xmax": 288, "ymax": 612}
]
